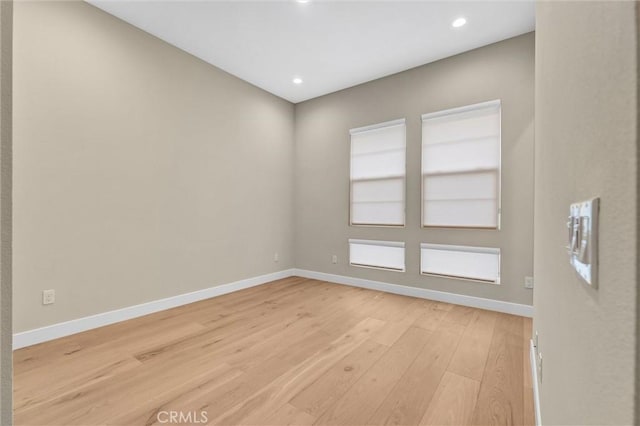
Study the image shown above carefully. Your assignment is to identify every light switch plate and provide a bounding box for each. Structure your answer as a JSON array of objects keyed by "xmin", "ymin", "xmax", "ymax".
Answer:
[{"xmin": 568, "ymin": 197, "xmax": 599, "ymax": 288}]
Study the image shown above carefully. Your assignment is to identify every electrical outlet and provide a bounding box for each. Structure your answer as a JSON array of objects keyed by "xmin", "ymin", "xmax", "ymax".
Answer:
[
  {"xmin": 274, "ymin": 252, "xmax": 279, "ymax": 263},
  {"xmin": 42, "ymin": 289, "xmax": 55, "ymax": 305},
  {"xmin": 331, "ymin": 255, "xmax": 338, "ymax": 264},
  {"xmin": 525, "ymin": 276, "xmax": 534, "ymax": 289}
]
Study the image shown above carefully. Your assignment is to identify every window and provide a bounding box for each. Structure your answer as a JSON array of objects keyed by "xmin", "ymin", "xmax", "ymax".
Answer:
[
  {"xmin": 420, "ymin": 243, "xmax": 501, "ymax": 284},
  {"xmin": 349, "ymin": 239, "xmax": 405, "ymax": 272},
  {"xmin": 421, "ymin": 100, "xmax": 501, "ymax": 228},
  {"xmin": 350, "ymin": 119, "xmax": 406, "ymax": 226}
]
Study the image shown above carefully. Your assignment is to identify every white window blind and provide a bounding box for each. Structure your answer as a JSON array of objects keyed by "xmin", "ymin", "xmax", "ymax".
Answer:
[
  {"xmin": 350, "ymin": 119, "xmax": 406, "ymax": 226},
  {"xmin": 422, "ymin": 100, "xmax": 501, "ymax": 228},
  {"xmin": 349, "ymin": 239, "xmax": 405, "ymax": 272},
  {"xmin": 420, "ymin": 243, "xmax": 501, "ymax": 284}
]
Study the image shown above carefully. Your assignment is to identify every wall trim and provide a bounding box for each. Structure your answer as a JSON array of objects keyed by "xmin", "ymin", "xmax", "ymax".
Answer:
[
  {"xmin": 530, "ymin": 339, "xmax": 542, "ymax": 426},
  {"xmin": 294, "ymin": 269, "xmax": 533, "ymax": 317},
  {"xmin": 12, "ymin": 269, "xmax": 296, "ymax": 350},
  {"xmin": 14, "ymin": 268, "xmax": 533, "ymax": 350}
]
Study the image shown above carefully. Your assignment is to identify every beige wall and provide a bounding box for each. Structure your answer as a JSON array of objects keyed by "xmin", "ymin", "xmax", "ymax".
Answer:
[
  {"xmin": 294, "ymin": 33, "xmax": 535, "ymax": 306},
  {"xmin": 534, "ymin": 2, "xmax": 638, "ymax": 425},
  {"xmin": 13, "ymin": 1, "xmax": 295, "ymax": 332},
  {"xmin": 637, "ymin": 4, "xmax": 640, "ymax": 421},
  {"xmin": 0, "ymin": 1, "xmax": 12, "ymax": 423},
  {"xmin": 11, "ymin": 1, "xmax": 640, "ymax": 422}
]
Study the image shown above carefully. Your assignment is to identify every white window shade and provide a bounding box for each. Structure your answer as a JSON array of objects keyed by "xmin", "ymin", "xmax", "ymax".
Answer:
[
  {"xmin": 422, "ymin": 100, "xmax": 501, "ymax": 228},
  {"xmin": 420, "ymin": 243, "xmax": 500, "ymax": 284},
  {"xmin": 349, "ymin": 239, "xmax": 405, "ymax": 271},
  {"xmin": 350, "ymin": 119, "xmax": 406, "ymax": 226},
  {"xmin": 423, "ymin": 171, "xmax": 498, "ymax": 228}
]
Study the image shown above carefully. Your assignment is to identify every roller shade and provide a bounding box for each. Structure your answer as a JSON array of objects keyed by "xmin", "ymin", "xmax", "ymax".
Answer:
[
  {"xmin": 422, "ymin": 100, "xmax": 501, "ymax": 228},
  {"xmin": 350, "ymin": 119, "xmax": 406, "ymax": 226},
  {"xmin": 349, "ymin": 239, "xmax": 405, "ymax": 271},
  {"xmin": 420, "ymin": 243, "xmax": 501, "ymax": 284}
]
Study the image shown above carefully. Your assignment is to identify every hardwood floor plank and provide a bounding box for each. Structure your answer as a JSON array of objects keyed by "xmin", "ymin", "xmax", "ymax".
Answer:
[
  {"xmin": 14, "ymin": 320, "xmax": 209, "ymax": 414},
  {"xmin": 130, "ymin": 329, "xmax": 340, "ymax": 426},
  {"xmin": 15, "ymin": 359, "xmax": 237, "ymax": 425},
  {"xmin": 500, "ymin": 312, "xmax": 525, "ymax": 349},
  {"xmin": 471, "ymin": 313, "xmax": 524, "ymax": 426},
  {"xmin": 13, "ymin": 278, "xmax": 531, "ymax": 426},
  {"xmin": 432, "ymin": 301, "xmax": 454, "ymax": 311},
  {"xmin": 419, "ymin": 372, "xmax": 480, "ymax": 426},
  {"xmin": 314, "ymin": 326, "xmax": 431, "ymax": 426},
  {"xmin": 224, "ymin": 303, "xmax": 363, "ymax": 371},
  {"xmin": 107, "ymin": 367, "xmax": 244, "ymax": 426},
  {"xmin": 12, "ymin": 277, "xmax": 304, "ymax": 373},
  {"xmin": 523, "ymin": 317, "xmax": 534, "ymax": 426},
  {"xmin": 447, "ymin": 309, "xmax": 497, "ymax": 381},
  {"xmin": 371, "ymin": 300, "xmax": 426, "ymax": 347},
  {"xmin": 289, "ymin": 339, "xmax": 387, "ymax": 418},
  {"xmin": 212, "ymin": 317, "xmax": 386, "ymax": 425},
  {"xmin": 523, "ymin": 317, "xmax": 533, "ymax": 388},
  {"xmin": 366, "ymin": 293, "xmax": 423, "ymax": 323},
  {"xmin": 14, "ymin": 354, "xmax": 141, "ymax": 413},
  {"xmin": 261, "ymin": 403, "xmax": 316, "ymax": 426},
  {"xmin": 14, "ymin": 319, "xmax": 207, "ymax": 378},
  {"xmin": 133, "ymin": 282, "xmax": 350, "ymax": 364},
  {"xmin": 443, "ymin": 304, "xmax": 476, "ymax": 326},
  {"xmin": 368, "ymin": 321, "xmax": 464, "ymax": 426},
  {"xmin": 412, "ymin": 301, "xmax": 451, "ymax": 332},
  {"xmin": 523, "ymin": 386, "xmax": 535, "ymax": 426}
]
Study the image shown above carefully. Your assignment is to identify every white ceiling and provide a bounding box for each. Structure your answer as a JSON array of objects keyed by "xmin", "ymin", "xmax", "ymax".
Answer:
[{"xmin": 88, "ymin": 1, "xmax": 535, "ymax": 103}]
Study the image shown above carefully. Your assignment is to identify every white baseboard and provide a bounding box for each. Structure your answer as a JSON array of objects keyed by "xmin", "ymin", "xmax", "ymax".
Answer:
[
  {"xmin": 13, "ymin": 268, "xmax": 533, "ymax": 350},
  {"xmin": 530, "ymin": 339, "xmax": 542, "ymax": 426},
  {"xmin": 13, "ymin": 269, "xmax": 296, "ymax": 350},
  {"xmin": 294, "ymin": 269, "xmax": 533, "ymax": 317}
]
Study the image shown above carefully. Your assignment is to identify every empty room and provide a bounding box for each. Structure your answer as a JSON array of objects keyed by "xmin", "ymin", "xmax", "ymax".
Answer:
[{"xmin": 0, "ymin": 0, "xmax": 638, "ymax": 425}]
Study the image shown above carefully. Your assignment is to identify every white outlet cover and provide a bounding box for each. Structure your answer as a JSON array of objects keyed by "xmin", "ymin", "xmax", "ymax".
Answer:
[
  {"xmin": 42, "ymin": 289, "xmax": 55, "ymax": 305},
  {"xmin": 524, "ymin": 276, "xmax": 534, "ymax": 289}
]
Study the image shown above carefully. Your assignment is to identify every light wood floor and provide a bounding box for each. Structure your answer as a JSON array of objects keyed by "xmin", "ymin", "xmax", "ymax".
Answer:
[{"xmin": 14, "ymin": 277, "xmax": 534, "ymax": 425}]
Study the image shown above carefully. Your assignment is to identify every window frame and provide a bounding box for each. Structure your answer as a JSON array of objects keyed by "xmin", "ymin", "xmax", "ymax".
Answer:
[
  {"xmin": 420, "ymin": 100, "xmax": 502, "ymax": 230},
  {"xmin": 349, "ymin": 118, "xmax": 407, "ymax": 228}
]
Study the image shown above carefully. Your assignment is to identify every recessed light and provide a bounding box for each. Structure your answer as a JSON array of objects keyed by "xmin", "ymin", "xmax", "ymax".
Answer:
[
  {"xmin": 293, "ymin": 77, "xmax": 303, "ymax": 85},
  {"xmin": 296, "ymin": 0, "xmax": 310, "ymax": 3},
  {"xmin": 452, "ymin": 17, "xmax": 467, "ymax": 28}
]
